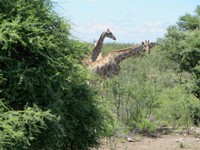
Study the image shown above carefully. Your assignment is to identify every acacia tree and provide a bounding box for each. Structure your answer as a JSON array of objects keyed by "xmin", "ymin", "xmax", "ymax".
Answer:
[
  {"xmin": 159, "ymin": 5, "xmax": 200, "ymax": 99},
  {"xmin": 157, "ymin": 6, "xmax": 200, "ymax": 126},
  {"xmin": 0, "ymin": 0, "xmax": 108, "ymax": 149}
]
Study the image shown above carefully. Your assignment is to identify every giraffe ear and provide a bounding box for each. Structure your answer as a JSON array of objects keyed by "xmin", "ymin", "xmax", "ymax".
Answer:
[
  {"xmin": 142, "ymin": 42, "xmax": 144, "ymax": 45},
  {"xmin": 107, "ymin": 28, "xmax": 110, "ymax": 32}
]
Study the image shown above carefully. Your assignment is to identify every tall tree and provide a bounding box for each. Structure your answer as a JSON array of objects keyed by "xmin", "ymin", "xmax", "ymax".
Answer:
[{"xmin": 159, "ymin": 5, "xmax": 200, "ymax": 99}]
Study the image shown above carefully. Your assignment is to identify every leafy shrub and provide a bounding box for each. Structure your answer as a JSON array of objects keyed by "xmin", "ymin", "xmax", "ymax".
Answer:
[
  {"xmin": 157, "ymin": 86, "xmax": 200, "ymax": 133},
  {"xmin": 0, "ymin": 0, "xmax": 110, "ymax": 149},
  {"xmin": 136, "ymin": 118, "xmax": 157, "ymax": 134},
  {"xmin": 0, "ymin": 100, "xmax": 56, "ymax": 149}
]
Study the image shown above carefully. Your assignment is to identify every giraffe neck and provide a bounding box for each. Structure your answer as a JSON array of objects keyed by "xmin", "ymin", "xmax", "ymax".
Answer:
[
  {"xmin": 112, "ymin": 44, "xmax": 143, "ymax": 63},
  {"xmin": 90, "ymin": 32, "xmax": 107, "ymax": 62}
]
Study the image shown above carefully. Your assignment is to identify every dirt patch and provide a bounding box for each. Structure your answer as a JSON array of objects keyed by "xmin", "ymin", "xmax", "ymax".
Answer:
[{"xmin": 94, "ymin": 134, "xmax": 200, "ymax": 150}]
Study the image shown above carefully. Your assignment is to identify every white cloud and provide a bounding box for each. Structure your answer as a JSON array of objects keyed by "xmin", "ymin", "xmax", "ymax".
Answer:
[
  {"xmin": 74, "ymin": 22, "xmax": 114, "ymax": 34},
  {"xmin": 71, "ymin": 21, "xmax": 168, "ymax": 43},
  {"xmin": 132, "ymin": 23, "xmax": 166, "ymax": 34}
]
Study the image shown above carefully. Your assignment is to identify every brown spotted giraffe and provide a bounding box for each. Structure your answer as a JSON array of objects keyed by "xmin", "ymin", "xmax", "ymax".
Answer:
[
  {"xmin": 88, "ymin": 40, "xmax": 155, "ymax": 78},
  {"xmin": 90, "ymin": 29, "xmax": 116, "ymax": 62}
]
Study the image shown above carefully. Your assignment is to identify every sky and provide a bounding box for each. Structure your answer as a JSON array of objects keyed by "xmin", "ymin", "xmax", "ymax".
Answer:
[{"xmin": 52, "ymin": 0, "xmax": 199, "ymax": 43}]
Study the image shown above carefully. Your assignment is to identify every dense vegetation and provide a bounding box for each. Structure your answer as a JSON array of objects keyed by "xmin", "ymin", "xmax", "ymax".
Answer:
[
  {"xmin": 0, "ymin": 0, "xmax": 199, "ymax": 149},
  {"xmin": 0, "ymin": 0, "xmax": 111, "ymax": 149}
]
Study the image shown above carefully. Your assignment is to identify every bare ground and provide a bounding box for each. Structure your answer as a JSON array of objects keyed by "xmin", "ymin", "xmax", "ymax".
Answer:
[{"xmin": 94, "ymin": 134, "xmax": 200, "ymax": 150}]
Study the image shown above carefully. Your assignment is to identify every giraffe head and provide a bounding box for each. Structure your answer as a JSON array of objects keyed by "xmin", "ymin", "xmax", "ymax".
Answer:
[
  {"xmin": 142, "ymin": 40, "xmax": 155, "ymax": 53},
  {"xmin": 105, "ymin": 29, "xmax": 116, "ymax": 40}
]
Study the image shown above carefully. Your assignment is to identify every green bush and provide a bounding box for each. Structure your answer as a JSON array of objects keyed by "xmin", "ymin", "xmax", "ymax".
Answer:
[
  {"xmin": 158, "ymin": 5, "xmax": 200, "ymax": 99},
  {"xmin": 0, "ymin": 0, "xmax": 110, "ymax": 149},
  {"xmin": 157, "ymin": 86, "xmax": 200, "ymax": 132},
  {"xmin": 0, "ymin": 100, "xmax": 56, "ymax": 149},
  {"xmin": 136, "ymin": 118, "xmax": 157, "ymax": 134}
]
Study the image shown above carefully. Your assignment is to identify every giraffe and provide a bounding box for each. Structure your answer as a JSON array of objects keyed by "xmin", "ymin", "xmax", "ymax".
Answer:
[
  {"xmin": 87, "ymin": 40, "xmax": 155, "ymax": 78},
  {"xmin": 90, "ymin": 28, "xmax": 116, "ymax": 62},
  {"xmin": 92, "ymin": 39, "xmax": 103, "ymax": 60}
]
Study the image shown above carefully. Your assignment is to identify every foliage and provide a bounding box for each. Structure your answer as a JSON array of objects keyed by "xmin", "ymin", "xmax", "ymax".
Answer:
[
  {"xmin": 0, "ymin": 0, "xmax": 110, "ymax": 149},
  {"xmin": 178, "ymin": 6, "xmax": 200, "ymax": 31},
  {"xmin": 0, "ymin": 100, "xmax": 56, "ymax": 150},
  {"xmin": 154, "ymin": 5, "xmax": 200, "ymax": 130},
  {"xmin": 158, "ymin": 5, "xmax": 200, "ymax": 99},
  {"xmin": 156, "ymin": 86, "xmax": 200, "ymax": 132}
]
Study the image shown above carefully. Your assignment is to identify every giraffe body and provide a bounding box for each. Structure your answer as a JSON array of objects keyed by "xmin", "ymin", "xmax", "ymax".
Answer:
[{"xmin": 88, "ymin": 40, "xmax": 155, "ymax": 78}]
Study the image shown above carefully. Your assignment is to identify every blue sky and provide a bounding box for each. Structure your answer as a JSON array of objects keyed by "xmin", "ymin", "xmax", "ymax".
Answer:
[{"xmin": 52, "ymin": 0, "xmax": 199, "ymax": 43}]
